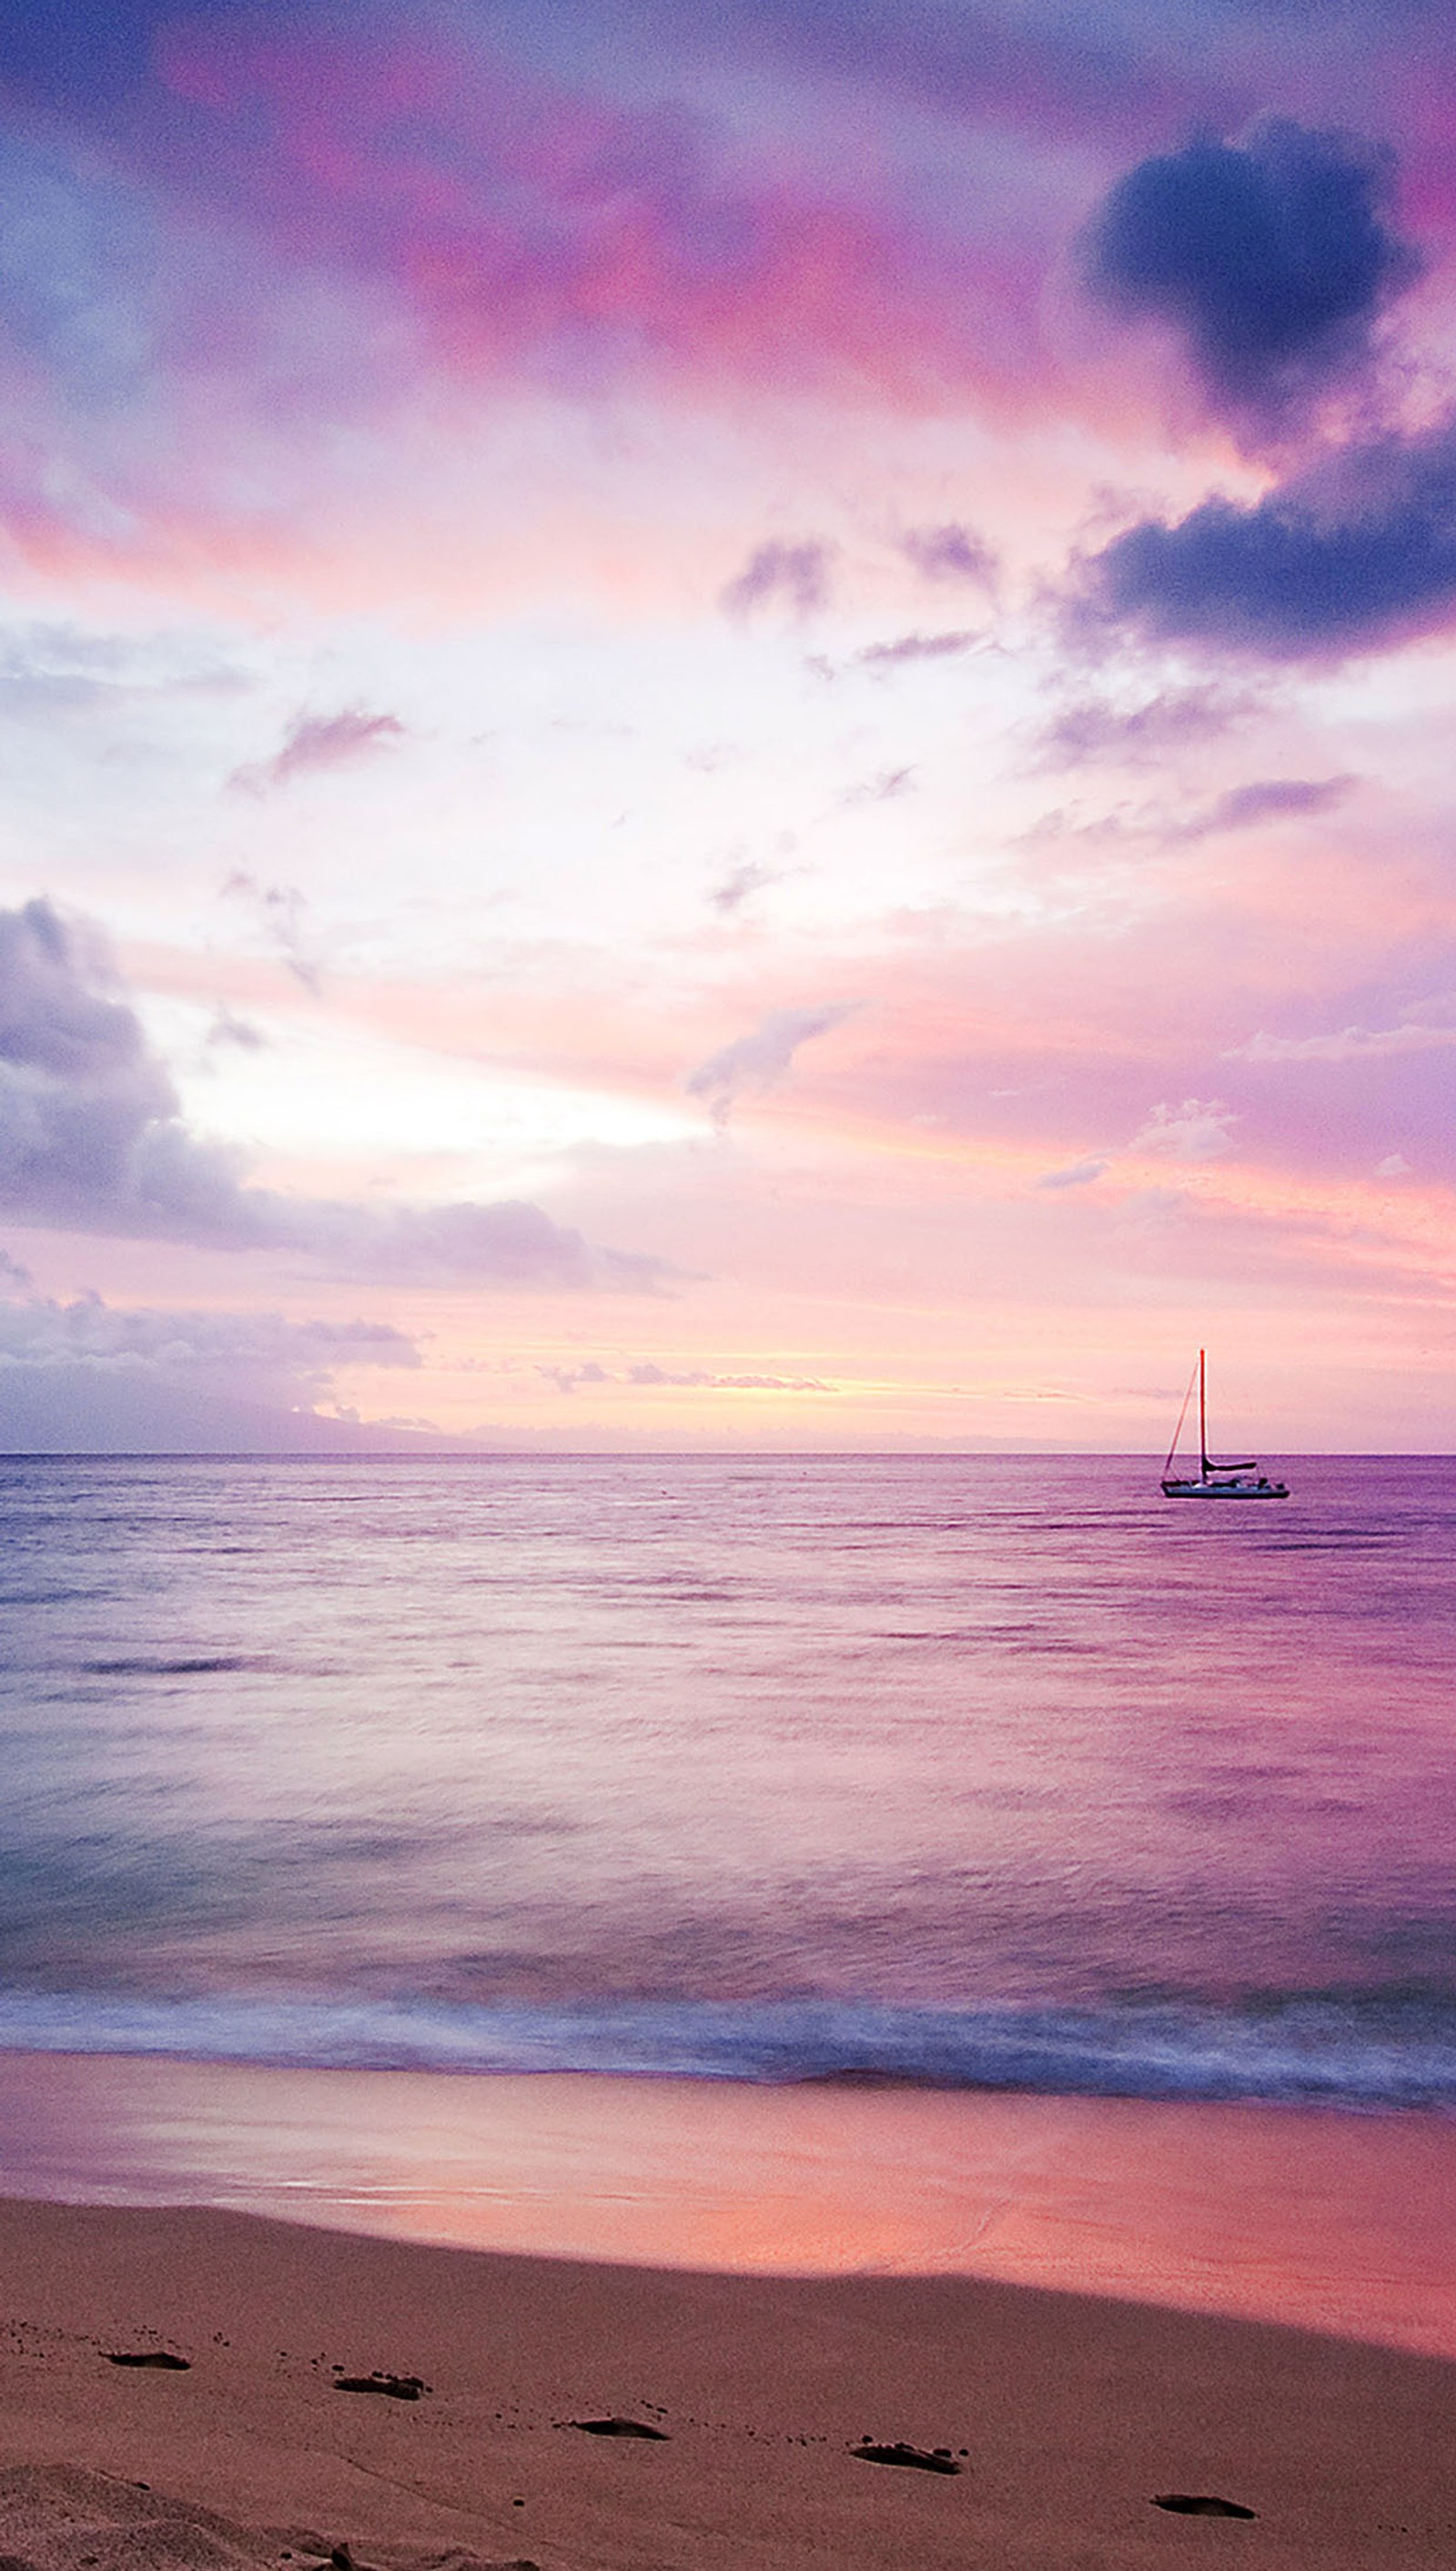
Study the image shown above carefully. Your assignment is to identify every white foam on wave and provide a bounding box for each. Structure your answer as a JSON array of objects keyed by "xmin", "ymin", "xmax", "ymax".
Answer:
[{"xmin": 2, "ymin": 1989, "xmax": 1454, "ymax": 2108}]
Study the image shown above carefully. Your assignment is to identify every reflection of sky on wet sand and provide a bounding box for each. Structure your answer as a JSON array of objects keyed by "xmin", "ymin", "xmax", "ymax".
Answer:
[{"xmin": 5, "ymin": 2053, "xmax": 1455, "ymax": 2361}]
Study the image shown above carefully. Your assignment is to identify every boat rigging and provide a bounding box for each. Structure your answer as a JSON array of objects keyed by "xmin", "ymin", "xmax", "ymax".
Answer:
[{"xmin": 1161, "ymin": 1351, "xmax": 1289, "ymax": 1500}]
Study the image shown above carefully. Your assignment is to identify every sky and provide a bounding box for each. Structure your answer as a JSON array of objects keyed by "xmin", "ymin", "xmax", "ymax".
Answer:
[{"xmin": 0, "ymin": 0, "xmax": 1454, "ymax": 1453}]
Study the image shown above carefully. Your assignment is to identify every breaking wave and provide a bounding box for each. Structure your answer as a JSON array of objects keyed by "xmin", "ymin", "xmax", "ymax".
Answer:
[{"xmin": 2, "ymin": 1988, "xmax": 1455, "ymax": 2110}]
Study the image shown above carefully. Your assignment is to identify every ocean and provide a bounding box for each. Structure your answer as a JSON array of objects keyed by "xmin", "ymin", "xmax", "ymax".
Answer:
[{"xmin": 2, "ymin": 1452, "xmax": 1453, "ymax": 2113}]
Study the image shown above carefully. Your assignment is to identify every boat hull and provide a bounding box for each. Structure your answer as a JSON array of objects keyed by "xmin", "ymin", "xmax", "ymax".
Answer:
[{"xmin": 1161, "ymin": 1478, "xmax": 1289, "ymax": 1499}]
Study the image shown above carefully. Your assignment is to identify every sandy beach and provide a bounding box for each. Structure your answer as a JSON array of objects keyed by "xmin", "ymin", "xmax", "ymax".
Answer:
[
  {"xmin": 3, "ymin": 2190, "xmax": 1455, "ymax": 2571},
  {"xmin": 5, "ymin": 2049, "xmax": 1456, "ymax": 2571}
]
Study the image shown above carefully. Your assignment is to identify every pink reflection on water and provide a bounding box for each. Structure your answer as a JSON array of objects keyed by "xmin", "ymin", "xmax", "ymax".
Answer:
[{"xmin": 3, "ymin": 2051, "xmax": 1455, "ymax": 2359}]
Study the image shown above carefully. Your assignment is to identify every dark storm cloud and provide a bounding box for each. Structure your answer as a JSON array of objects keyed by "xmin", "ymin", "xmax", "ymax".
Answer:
[
  {"xmin": 721, "ymin": 541, "xmax": 833, "ymax": 617},
  {"xmin": 1076, "ymin": 416, "xmax": 1456, "ymax": 658},
  {"xmin": 0, "ymin": 900, "xmax": 672, "ymax": 1288},
  {"xmin": 1081, "ymin": 119, "xmax": 1421, "ymax": 436}
]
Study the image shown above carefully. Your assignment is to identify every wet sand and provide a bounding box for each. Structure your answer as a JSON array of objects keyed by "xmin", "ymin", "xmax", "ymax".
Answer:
[{"xmin": 3, "ymin": 2052, "xmax": 1456, "ymax": 2355}]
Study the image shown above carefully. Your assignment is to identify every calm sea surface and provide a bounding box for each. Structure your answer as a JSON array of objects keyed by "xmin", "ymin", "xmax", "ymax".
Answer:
[{"xmin": 0, "ymin": 1453, "xmax": 1452, "ymax": 2109}]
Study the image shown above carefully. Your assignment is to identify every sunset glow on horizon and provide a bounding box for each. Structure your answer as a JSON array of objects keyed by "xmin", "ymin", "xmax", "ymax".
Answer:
[{"xmin": 2, "ymin": 0, "xmax": 1455, "ymax": 1452}]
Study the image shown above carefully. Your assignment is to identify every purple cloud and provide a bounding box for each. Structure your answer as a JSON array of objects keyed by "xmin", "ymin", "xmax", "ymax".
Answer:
[
  {"xmin": 1082, "ymin": 119, "xmax": 1421, "ymax": 439},
  {"xmin": 857, "ymin": 631, "xmax": 978, "ymax": 667},
  {"xmin": 1036, "ymin": 683, "xmax": 1251, "ymax": 768},
  {"xmin": 709, "ymin": 860, "xmax": 779, "ymax": 914},
  {"xmin": 1077, "ymin": 414, "xmax": 1456, "ymax": 659},
  {"xmin": 0, "ymin": 900, "xmax": 673, "ymax": 1288},
  {"xmin": 722, "ymin": 541, "xmax": 833, "ymax": 617},
  {"xmin": 842, "ymin": 766, "xmax": 914, "ymax": 804},
  {"xmin": 899, "ymin": 525, "xmax": 998, "ymax": 586},
  {"xmin": 205, "ymin": 1007, "xmax": 268, "ymax": 1053},
  {"xmin": 686, "ymin": 1000, "xmax": 858, "ymax": 1124},
  {"xmin": 1182, "ymin": 774, "xmax": 1357, "ymax": 836},
  {"xmin": 236, "ymin": 709, "xmax": 406, "ymax": 794},
  {"xmin": 0, "ymin": 1287, "xmax": 450, "ymax": 1454}
]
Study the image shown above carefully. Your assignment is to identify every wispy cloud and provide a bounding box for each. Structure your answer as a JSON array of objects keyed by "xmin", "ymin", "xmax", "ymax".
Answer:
[
  {"xmin": 205, "ymin": 1007, "xmax": 268, "ymax": 1054},
  {"xmin": 1178, "ymin": 775, "xmax": 1356, "ymax": 836},
  {"xmin": 220, "ymin": 875, "xmax": 326, "ymax": 994},
  {"xmin": 1131, "ymin": 1098, "xmax": 1239, "ymax": 1159},
  {"xmin": 1231, "ymin": 1017, "xmax": 1456, "ymax": 1063},
  {"xmin": 722, "ymin": 541, "xmax": 834, "ymax": 618},
  {"xmin": 899, "ymin": 525, "xmax": 998, "ymax": 586},
  {"xmin": 709, "ymin": 860, "xmax": 780, "ymax": 914},
  {"xmin": 234, "ymin": 709, "xmax": 406, "ymax": 795},
  {"xmin": 1036, "ymin": 684, "xmax": 1252, "ymax": 770},
  {"xmin": 857, "ymin": 631, "xmax": 978, "ymax": 668},
  {"xmin": 842, "ymin": 765, "xmax": 915, "ymax": 805},
  {"xmin": 541, "ymin": 1359, "xmax": 836, "ymax": 1393},
  {"xmin": 685, "ymin": 1000, "xmax": 859, "ymax": 1125}
]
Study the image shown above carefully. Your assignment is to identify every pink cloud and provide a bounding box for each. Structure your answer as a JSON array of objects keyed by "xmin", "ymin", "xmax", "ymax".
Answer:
[
  {"xmin": 234, "ymin": 709, "xmax": 407, "ymax": 794},
  {"xmin": 1131, "ymin": 1098, "xmax": 1239, "ymax": 1160},
  {"xmin": 145, "ymin": 19, "xmax": 1061, "ymax": 419}
]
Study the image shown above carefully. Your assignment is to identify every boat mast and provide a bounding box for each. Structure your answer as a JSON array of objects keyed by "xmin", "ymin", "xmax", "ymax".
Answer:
[{"xmin": 1198, "ymin": 1347, "xmax": 1209, "ymax": 1478}]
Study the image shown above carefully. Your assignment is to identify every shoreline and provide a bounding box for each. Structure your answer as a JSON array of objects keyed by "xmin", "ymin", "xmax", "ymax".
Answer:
[
  {"xmin": 3, "ymin": 2050, "xmax": 1456, "ymax": 2360},
  {"xmin": 1, "ymin": 2191, "xmax": 1454, "ymax": 2570}
]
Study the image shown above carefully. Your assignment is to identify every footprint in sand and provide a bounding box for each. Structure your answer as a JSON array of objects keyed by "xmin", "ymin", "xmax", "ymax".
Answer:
[
  {"xmin": 850, "ymin": 2440, "xmax": 962, "ymax": 2475},
  {"xmin": 1153, "ymin": 2494, "xmax": 1257, "ymax": 2519},
  {"xmin": 105, "ymin": 2352, "xmax": 191, "ymax": 2371},
  {"xmin": 332, "ymin": 2374, "xmax": 429, "ymax": 2402},
  {"xmin": 568, "ymin": 2418, "xmax": 671, "ymax": 2440}
]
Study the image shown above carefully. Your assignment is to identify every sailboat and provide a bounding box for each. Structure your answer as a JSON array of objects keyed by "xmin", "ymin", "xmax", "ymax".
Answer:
[{"xmin": 1161, "ymin": 1350, "xmax": 1289, "ymax": 1499}]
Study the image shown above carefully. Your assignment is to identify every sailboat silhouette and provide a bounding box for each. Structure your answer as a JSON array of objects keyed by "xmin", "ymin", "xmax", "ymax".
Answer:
[{"xmin": 1161, "ymin": 1351, "xmax": 1289, "ymax": 1499}]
